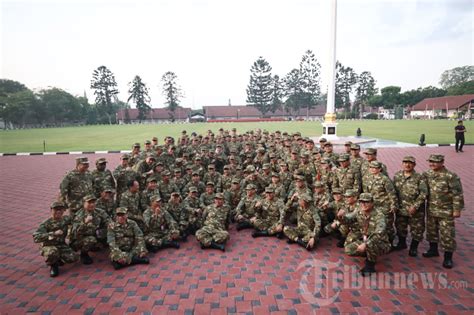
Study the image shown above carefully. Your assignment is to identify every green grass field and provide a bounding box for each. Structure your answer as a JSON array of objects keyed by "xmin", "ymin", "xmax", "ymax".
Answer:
[{"xmin": 0, "ymin": 120, "xmax": 472, "ymax": 153}]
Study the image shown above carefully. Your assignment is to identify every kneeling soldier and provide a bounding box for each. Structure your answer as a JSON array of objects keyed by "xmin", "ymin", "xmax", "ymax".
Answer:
[
  {"xmin": 283, "ymin": 194, "xmax": 320, "ymax": 251},
  {"xmin": 143, "ymin": 195, "xmax": 180, "ymax": 252},
  {"xmin": 107, "ymin": 207, "xmax": 149, "ymax": 270},
  {"xmin": 71, "ymin": 195, "xmax": 111, "ymax": 265},
  {"xmin": 252, "ymin": 187, "xmax": 285, "ymax": 238},
  {"xmin": 33, "ymin": 201, "xmax": 79, "ymax": 277},
  {"xmin": 196, "ymin": 193, "xmax": 230, "ymax": 251},
  {"xmin": 342, "ymin": 193, "xmax": 391, "ymax": 276}
]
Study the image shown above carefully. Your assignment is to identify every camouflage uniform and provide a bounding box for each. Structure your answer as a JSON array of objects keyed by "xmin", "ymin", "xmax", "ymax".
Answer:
[
  {"xmin": 113, "ymin": 164, "xmax": 140, "ymax": 202},
  {"xmin": 284, "ymin": 199, "xmax": 321, "ymax": 243},
  {"xmin": 254, "ymin": 196, "xmax": 286, "ymax": 235},
  {"xmin": 200, "ymin": 191, "xmax": 216, "ymax": 208},
  {"xmin": 196, "ymin": 200, "xmax": 230, "ymax": 246},
  {"xmin": 312, "ymin": 186, "xmax": 332, "ymax": 228},
  {"xmin": 424, "ymin": 160, "xmax": 464, "ymax": 252},
  {"xmin": 119, "ymin": 190, "xmax": 145, "ymax": 231},
  {"xmin": 235, "ymin": 188, "xmax": 261, "ymax": 224},
  {"xmin": 182, "ymin": 191, "xmax": 204, "ymax": 233},
  {"xmin": 33, "ymin": 212, "xmax": 78, "ymax": 266},
  {"xmin": 96, "ymin": 193, "xmax": 116, "ymax": 218},
  {"xmin": 143, "ymin": 207, "xmax": 180, "ymax": 248},
  {"xmin": 107, "ymin": 212, "xmax": 148, "ymax": 265},
  {"xmin": 393, "ymin": 168, "xmax": 427, "ymax": 242},
  {"xmin": 332, "ymin": 155, "xmax": 360, "ymax": 194},
  {"xmin": 91, "ymin": 164, "xmax": 115, "ymax": 198},
  {"xmin": 166, "ymin": 196, "xmax": 189, "ymax": 235},
  {"xmin": 157, "ymin": 179, "xmax": 180, "ymax": 203},
  {"xmin": 60, "ymin": 165, "xmax": 94, "ymax": 214},
  {"xmin": 140, "ymin": 187, "xmax": 161, "ymax": 212},
  {"xmin": 70, "ymin": 205, "xmax": 110, "ymax": 252}
]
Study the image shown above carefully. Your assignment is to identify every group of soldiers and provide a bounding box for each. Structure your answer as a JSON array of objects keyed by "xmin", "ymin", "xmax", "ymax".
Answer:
[{"xmin": 33, "ymin": 128, "xmax": 464, "ymax": 277}]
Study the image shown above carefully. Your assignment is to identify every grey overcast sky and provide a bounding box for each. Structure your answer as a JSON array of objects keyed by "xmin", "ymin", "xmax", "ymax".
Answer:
[{"xmin": 1, "ymin": 0, "xmax": 472, "ymax": 109}]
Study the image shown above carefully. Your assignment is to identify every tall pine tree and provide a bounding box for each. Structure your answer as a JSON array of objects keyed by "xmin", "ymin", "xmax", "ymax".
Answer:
[
  {"xmin": 128, "ymin": 75, "xmax": 151, "ymax": 123},
  {"xmin": 90, "ymin": 65, "xmax": 119, "ymax": 124},
  {"xmin": 246, "ymin": 57, "xmax": 273, "ymax": 116},
  {"xmin": 161, "ymin": 71, "xmax": 183, "ymax": 121},
  {"xmin": 299, "ymin": 50, "xmax": 321, "ymax": 117}
]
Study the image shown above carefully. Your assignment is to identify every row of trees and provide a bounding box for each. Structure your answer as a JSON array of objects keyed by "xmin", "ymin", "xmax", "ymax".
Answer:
[
  {"xmin": 246, "ymin": 54, "xmax": 473, "ymax": 118},
  {"xmin": 0, "ymin": 67, "xmax": 184, "ymax": 128}
]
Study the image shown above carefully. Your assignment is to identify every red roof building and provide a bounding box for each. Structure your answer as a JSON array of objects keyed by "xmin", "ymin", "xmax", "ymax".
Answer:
[
  {"xmin": 410, "ymin": 94, "xmax": 474, "ymax": 119},
  {"xmin": 116, "ymin": 107, "xmax": 192, "ymax": 124},
  {"xmin": 203, "ymin": 105, "xmax": 326, "ymax": 121}
]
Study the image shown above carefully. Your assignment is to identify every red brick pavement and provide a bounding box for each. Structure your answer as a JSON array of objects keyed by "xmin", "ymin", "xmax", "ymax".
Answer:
[{"xmin": 0, "ymin": 147, "xmax": 473, "ymax": 314}]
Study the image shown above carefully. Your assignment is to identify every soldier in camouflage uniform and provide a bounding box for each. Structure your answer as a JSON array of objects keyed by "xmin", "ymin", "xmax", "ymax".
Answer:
[
  {"xmin": 119, "ymin": 180, "xmax": 145, "ymax": 232},
  {"xmin": 113, "ymin": 154, "xmax": 140, "ymax": 203},
  {"xmin": 332, "ymin": 153, "xmax": 359, "ymax": 195},
  {"xmin": 33, "ymin": 201, "xmax": 79, "ymax": 277},
  {"xmin": 59, "ymin": 156, "xmax": 94, "ymax": 215},
  {"xmin": 361, "ymin": 148, "xmax": 388, "ymax": 188},
  {"xmin": 283, "ymin": 194, "xmax": 320, "ymax": 251},
  {"xmin": 183, "ymin": 172, "xmax": 206, "ymax": 196},
  {"xmin": 96, "ymin": 187, "xmax": 116, "ymax": 218},
  {"xmin": 172, "ymin": 169, "xmax": 187, "ymax": 195},
  {"xmin": 235, "ymin": 184, "xmax": 261, "ymax": 231},
  {"xmin": 317, "ymin": 158, "xmax": 334, "ymax": 194},
  {"xmin": 134, "ymin": 154, "xmax": 156, "ymax": 188},
  {"xmin": 203, "ymin": 164, "xmax": 223, "ymax": 192},
  {"xmin": 143, "ymin": 196, "xmax": 180, "ymax": 252},
  {"xmin": 107, "ymin": 207, "xmax": 149, "ymax": 270},
  {"xmin": 241, "ymin": 165, "xmax": 266, "ymax": 194},
  {"xmin": 91, "ymin": 158, "xmax": 115, "ymax": 198},
  {"xmin": 422, "ymin": 154, "xmax": 464, "ymax": 269},
  {"xmin": 166, "ymin": 192, "xmax": 189, "ymax": 240},
  {"xmin": 157, "ymin": 171, "xmax": 180, "ymax": 203},
  {"xmin": 71, "ymin": 195, "xmax": 111, "ymax": 264},
  {"xmin": 364, "ymin": 161, "xmax": 398, "ymax": 245},
  {"xmin": 196, "ymin": 193, "xmax": 230, "ymax": 251},
  {"xmin": 200, "ymin": 182, "xmax": 217, "ymax": 208},
  {"xmin": 182, "ymin": 187, "xmax": 204, "ymax": 235},
  {"xmin": 251, "ymin": 187, "xmax": 285, "ymax": 238},
  {"xmin": 341, "ymin": 193, "xmax": 391, "ymax": 276},
  {"xmin": 322, "ymin": 142, "xmax": 339, "ymax": 167},
  {"xmin": 311, "ymin": 181, "xmax": 332, "ymax": 232},
  {"xmin": 221, "ymin": 165, "xmax": 234, "ymax": 191},
  {"xmin": 325, "ymin": 189, "xmax": 360, "ymax": 247},
  {"xmin": 128, "ymin": 143, "xmax": 141, "ymax": 168},
  {"xmin": 268, "ymin": 173, "xmax": 287, "ymax": 201},
  {"xmin": 286, "ymin": 175, "xmax": 312, "ymax": 224},
  {"xmin": 224, "ymin": 179, "xmax": 242, "ymax": 219},
  {"xmin": 140, "ymin": 177, "xmax": 161, "ymax": 212},
  {"xmin": 392, "ymin": 156, "xmax": 427, "ymax": 256}
]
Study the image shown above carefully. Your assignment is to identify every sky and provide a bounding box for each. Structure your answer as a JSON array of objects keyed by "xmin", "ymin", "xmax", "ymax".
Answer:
[{"xmin": 1, "ymin": 0, "xmax": 473, "ymax": 109}]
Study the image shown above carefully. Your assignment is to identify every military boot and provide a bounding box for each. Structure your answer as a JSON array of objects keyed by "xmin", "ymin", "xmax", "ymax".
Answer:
[
  {"xmin": 276, "ymin": 232, "xmax": 284, "ymax": 239},
  {"xmin": 162, "ymin": 241, "xmax": 180, "ymax": 249},
  {"xmin": 422, "ymin": 242, "xmax": 439, "ymax": 258},
  {"xmin": 112, "ymin": 261, "xmax": 127, "ymax": 270},
  {"xmin": 236, "ymin": 222, "xmax": 253, "ymax": 231},
  {"xmin": 360, "ymin": 259, "xmax": 376, "ymax": 277},
  {"xmin": 252, "ymin": 230, "xmax": 269, "ymax": 238},
  {"xmin": 393, "ymin": 236, "xmax": 407, "ymax": 251},
  {"xmin": 442, "ymin": 252, "xmax": 453, "ymax": 269},
  {"xmin": 408, "ymin": 240, "xmax": 419, "ymax": 257},
  {"xmin": 50, "ymin": 264, "xmax": 59, "ymax": 277},
  {"xmin": 209, "ymin": 242, "xmax": 225, "ymax": 252},
  {"xmin": 336, "ymin": 237, "xmax": 346, "ymax": 248},
  {"xmin": 296, "ymin": 238, "xmax": 309, "ymax": 249},
  {"xmin": 287, "ymin": 238, "xmax": 296, "ymax": 244},
  {"xmin": 80, "ymin": 252, "xmax": 93, "ymax": 265},
  {"xmin": 131, "ymin": 256, "xmax": 150, "ymax": 265}
]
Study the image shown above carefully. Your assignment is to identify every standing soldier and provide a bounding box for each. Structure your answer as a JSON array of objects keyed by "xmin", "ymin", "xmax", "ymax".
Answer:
[
  {"xmin": 107, "ymin": 207, "xmax": 149, "ymax": 270},
  {"xmin": 283, "ymin": 194, "xmax": 320, "ymax": 251},
  {"xmin": 423, "ymin": 154, "xmax": 464, "ymax": 269},
  {"xmin": 113, "ymin": 154, "xmax": 140, "ymax": 203},
  {"xmin": 59, "ymin": 156, "xmax": 94, "ymax": 215},
  {"xmin": 392, "ymin": 156, "xmax": 427, "ymax": 256},
  {"xmin": 70, "ymin": 195, "xmax": 110, "ymax": 264},
  {"xmin": 33, "ymin": 201, "xmax": 79, "ymax": 277},
  {"xmin": 128, "ymin": 143, "xmax": 141, "ymax": 168},
  {"xmin": 143, "ymin": 196, "xmax": 180, "ymax": 252},
  {"xmin": 196, "ymin": 193, "xmax": 230, "ymax": 251},
  {"xmin": 341, "ymin": 193, "xmax": 391, "ymax": 276},
  {"xmin": 91, "ymin": 158, "xmax": 115, "ymax": 198},
  {"xmin": 251, "ymin": 187, "xmax": 285, "ymax": 238}
]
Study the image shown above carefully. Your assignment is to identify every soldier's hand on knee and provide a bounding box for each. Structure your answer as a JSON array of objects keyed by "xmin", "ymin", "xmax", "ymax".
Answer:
[
  {"xmin": 54, "ymin": 230, "xmax": 64, "ymax": 236},
  {"xmin": 139, "ymin": 251, "xmax": 147, "ymax": 258},
  {"xmin": 276, "ymin": 224, "xmax": 283, "ymax": 232},
  {"xmin": 356, "ymin": 243, "xmax": 366, "ymax": 253},
  {"xmin": 250, "ymin": 217, "xmax": 256, "ymax": 224},
  {"xmin": 453, "ymin": 210, "xmax": 461, "ymax": 218}
]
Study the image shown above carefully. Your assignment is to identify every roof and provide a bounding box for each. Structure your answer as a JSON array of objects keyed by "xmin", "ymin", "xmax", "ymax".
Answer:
[
  {"xmin": 411, "ymin": 94, "xmax": 474, "ymax": 111},
  {"xmin": 203, "ymin": 105, "xmax": 326, "ymax": 117},
  {"xmin": 116, "ymin": 107, "xmax": 192, "ymax": 120}
]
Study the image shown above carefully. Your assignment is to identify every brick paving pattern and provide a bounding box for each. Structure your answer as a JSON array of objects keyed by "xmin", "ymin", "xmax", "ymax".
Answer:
[{"xmin": 0, "ymin": 146, "xmax": 472, "ymax": 314}]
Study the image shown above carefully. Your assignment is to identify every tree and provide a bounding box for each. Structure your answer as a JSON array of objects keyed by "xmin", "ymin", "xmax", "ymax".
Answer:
[
  {"xmin": 355, "ymin": 71, "xmax": 377, "ymax": 117},
  {"xmin": 335, "ymin": 61, "xmax": 357, "ymax": 112},
  {"xmin": 0, "ymin": 79, "xmax": 29, "ymax": 129},
  {"xmin": 38, "ymin": 88, "xmax": 83, "ymax": 125},
  {"xmin": 439, "ymin": 65, "xmax": 474, "ymax": 89},
  {"xmin": 400, "ymin": 86, "xmax": 446, "ymax": 106},
  {"xmin": 299, "ymin": 50, "xmax": 322, "ymax": 117},
  {"xmin": 161, "ymin": 71, "xmax": 183, "ymax": 121},
  {"xmin": 283, "ymin": 68, "xmax": 307, "ymax": 117},
  {"xmin": 1, "ymin": 90, "xmax": 37, "ymax": 128},
  {"xmin": 269, "ymin": 75, "xmax": 283, "ymax": 113},
  {"xmin": 447, "ymin": 80, "xmax": 474, "ymax": 96},
  {"xmin": 246, "ymin": 57, "xmax": 273, "ymax": 116},
  {"xmin": 128, "ymin": 75, "xmax": 151, "ymax": 123},
  {"xmin": 369, "ymin": 86, "xmax": 401, "ymax": 109},
  {"xmin": 90, "ymin": 65, "xmax": 119, "ymax": 124}
]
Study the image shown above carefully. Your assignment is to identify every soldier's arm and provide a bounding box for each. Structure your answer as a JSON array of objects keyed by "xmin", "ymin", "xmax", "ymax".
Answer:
[
  {"xmin": 413, "ymin": 175, "xmax": 428, "ymax": 210},
  {"xmin": 131, "ymin": 222, "xmax": 147, "ymax": 254},
  {"xmin": 311, "ymin": 209, "xmax": 322, "ymax": 238},
  {"xmin": 33, "ymin": 221, "xmax": 51, "ymax": 243},
  {"xmin": 165, "ymin": 210, "xmax": 179, "ymax": 232},
  {"xmin": 59, "ymin": 173, "xmax": 70, "ymax": 201},
  {"xmin": 385, "ymin": 177, "xmax": 399, "ymax": 211},
  {"xmin": 342, "ymin": 210, "xmax": 357, "ymax": 224},
  {"xmin": 107, "ymin": 225, "xmax": 120, "ymax": 254},
  {"xmin": 366, "ymin": 213, "xmax": 387, "ymax": 247},
  {"xmin": 143, "ymin": 209, "xmax": 153, "ymax": 227},
  {"xmin": 449, "ymin": 173, "xmax": 465, "ymax": 211}
]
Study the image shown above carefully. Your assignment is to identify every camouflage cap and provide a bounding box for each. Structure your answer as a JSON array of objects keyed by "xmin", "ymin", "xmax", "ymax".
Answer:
[
  {"xmin": 96, "ymin": 157, "xmax": 107, "ymax": 164},
  {"xmin": 103, "ymin": 187, "xmax": 115, "ymax": 193},
  {"xmin": 50, "ymin": 201, "xmax": 66, "ymax": 209},
  {"xmin": 265, "ymin": 187, "xmax": 274, "ymax": 193},
  {"xmin": 295, "ymin": 175, "xmax": 305, "ymax": 181},
  {"xmin": 152, "ymin": 136, "xmax": 158, "ymax": 141},
  {"xmin": 300, "ymin": 153, "xmax": 309, "ymax": 158},
  {"xmin": 155, "ymin": 161, "xmax": 164, "ymax": 166},
  {"xmin": 232, "ymin": 178, "xmax": 240, "ymax": 184},
  {"xmin": 150, "ymin": 195, "xmax": 162, "ymax": 203},
  {"xmin": 246, "ymin": 165, "xmax": 256, "ymax": 173},
  {"xmin": 344, "ymin": 189, "xmax": 357, "ymax": 197},
  {"xmin": 154, "ymin": 145, "xmax": 163, "ymax": 150},
  {"xmin": 313, "ymin": 181, "xmax": 324, "ymax": 188},
  {"xmin": 427, "ymin": 154, "xmax": 444, "ymax": 162},
  {"xmin": 324, "ymin": 142, "xmax": 333, "ymax": 147},
  {"xmin": 271, "ymin": 172, "xmax": 279, "ymax": 178},
  {"xmin": 120, "ymin": 154, "xmax": 130, "ymax": 160},
  {"xmin": 214, "ymin": 193, "xmax": 224, "ymax": 199},
  {"xmin": 206, "ymin": 181, "xmax": 215, "ymax": 186},
  {"xmin": 319, "ymin": 137, "xmax": 327, "ymax": 142},
  {"xmin": 83, "ymin": 194, "xmax": 97, "ymax": 202},
  {"xmin": 189, "ymin": 186, "xmax": 198, "ymax": 193},
  {"xmin": 195, "ymin": 156, "xmax": 202, "ymax": 160},
  {"xmin": 245, "ymin": 184, "xmax": 256, "ymax": 190},
  {"xmin": 223, "ymin": 165, "xmax": 230, "ymax": 170},
  {"xmin": 146, "ymin": 177, "xmax": 158, "ymax": 183},
  {"xmin": 186, "ymin": 165, "xmax": 193, "ymax": 170},
  {"xmin": 300, "ymin": 194, "xmax": 312, "ymax": 202},
  {"xmin": 174, "ymin": 169, "xmax": 181, "ymax": 173},
  {"xmin": 359, "ymin": 193, "xmax": 373, "ymax": 202},
  {"xmin": 76, "ymin": 156, "xmax": 90, "ymax": 164},
  {"xmin": 269, "ymin": 153, "xmax": 276, "ymax": 158},
  {"xmin": 162, "ymin": 170, "xmax": 171, "ymax": 176},
  {"xmin": 133, "ymin": 142, "xmax": 141, "ymax": 148},
  {"xmin": 262, "ymin": 163, "xmax": 270, "ymax": 169},
  {"xmin": 344, "ymin": 141, "xmax": 353, "ymax": 146},
  {"xmin": 146, "ymin": 153, "xmax": 156, "ymax": 160},
  {"xmin": 369, "ymin": 161, "xmax": 382, "ymax": 168},
  {"xmin": 116, "ymin": 207, "xmax": 128, "ymax": 214},
  {"xmin": 332, "ymin": 187, "xmax": 343, "ymax": 194},
  {"xmin": 145, "ymin": 140, "xmax": 151, "ymax": 145},
  {"xmin": 171, "ymin": 192, "xmax": 180, "ymax": 196},
  {"xmin": 364, "ymin": 148, "xmax": 377, "ymax": 155},
  {"xmin": 175, "ymin": 158, "xmax": 183, "ymax": 163},
  {"xmin": 402, "ymin": 156, "xmax": 416, "ymax": 163},
  {"xmin": 350, "ymin": 144, "xmax": 361, "ymax": 150},
  {"xmin": 208, "ymin": 164, "xmax": 215, "ymax": 169},
  {"xmin": 257, "ymin": 148, "xmax": 265, "ymax": 153},
  {"xmin": 192, "ymin": 171, "xmax": 199, "ymax": 176},
  {"xmin": 338, "ymin": 153, "xmax": 350, "ymax": 162}
]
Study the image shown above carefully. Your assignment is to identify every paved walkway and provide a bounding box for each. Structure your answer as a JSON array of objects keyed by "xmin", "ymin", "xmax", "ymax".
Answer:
[{"xmin": 0, "ymin": 146, "xmax": 472, "ymax": 314}]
